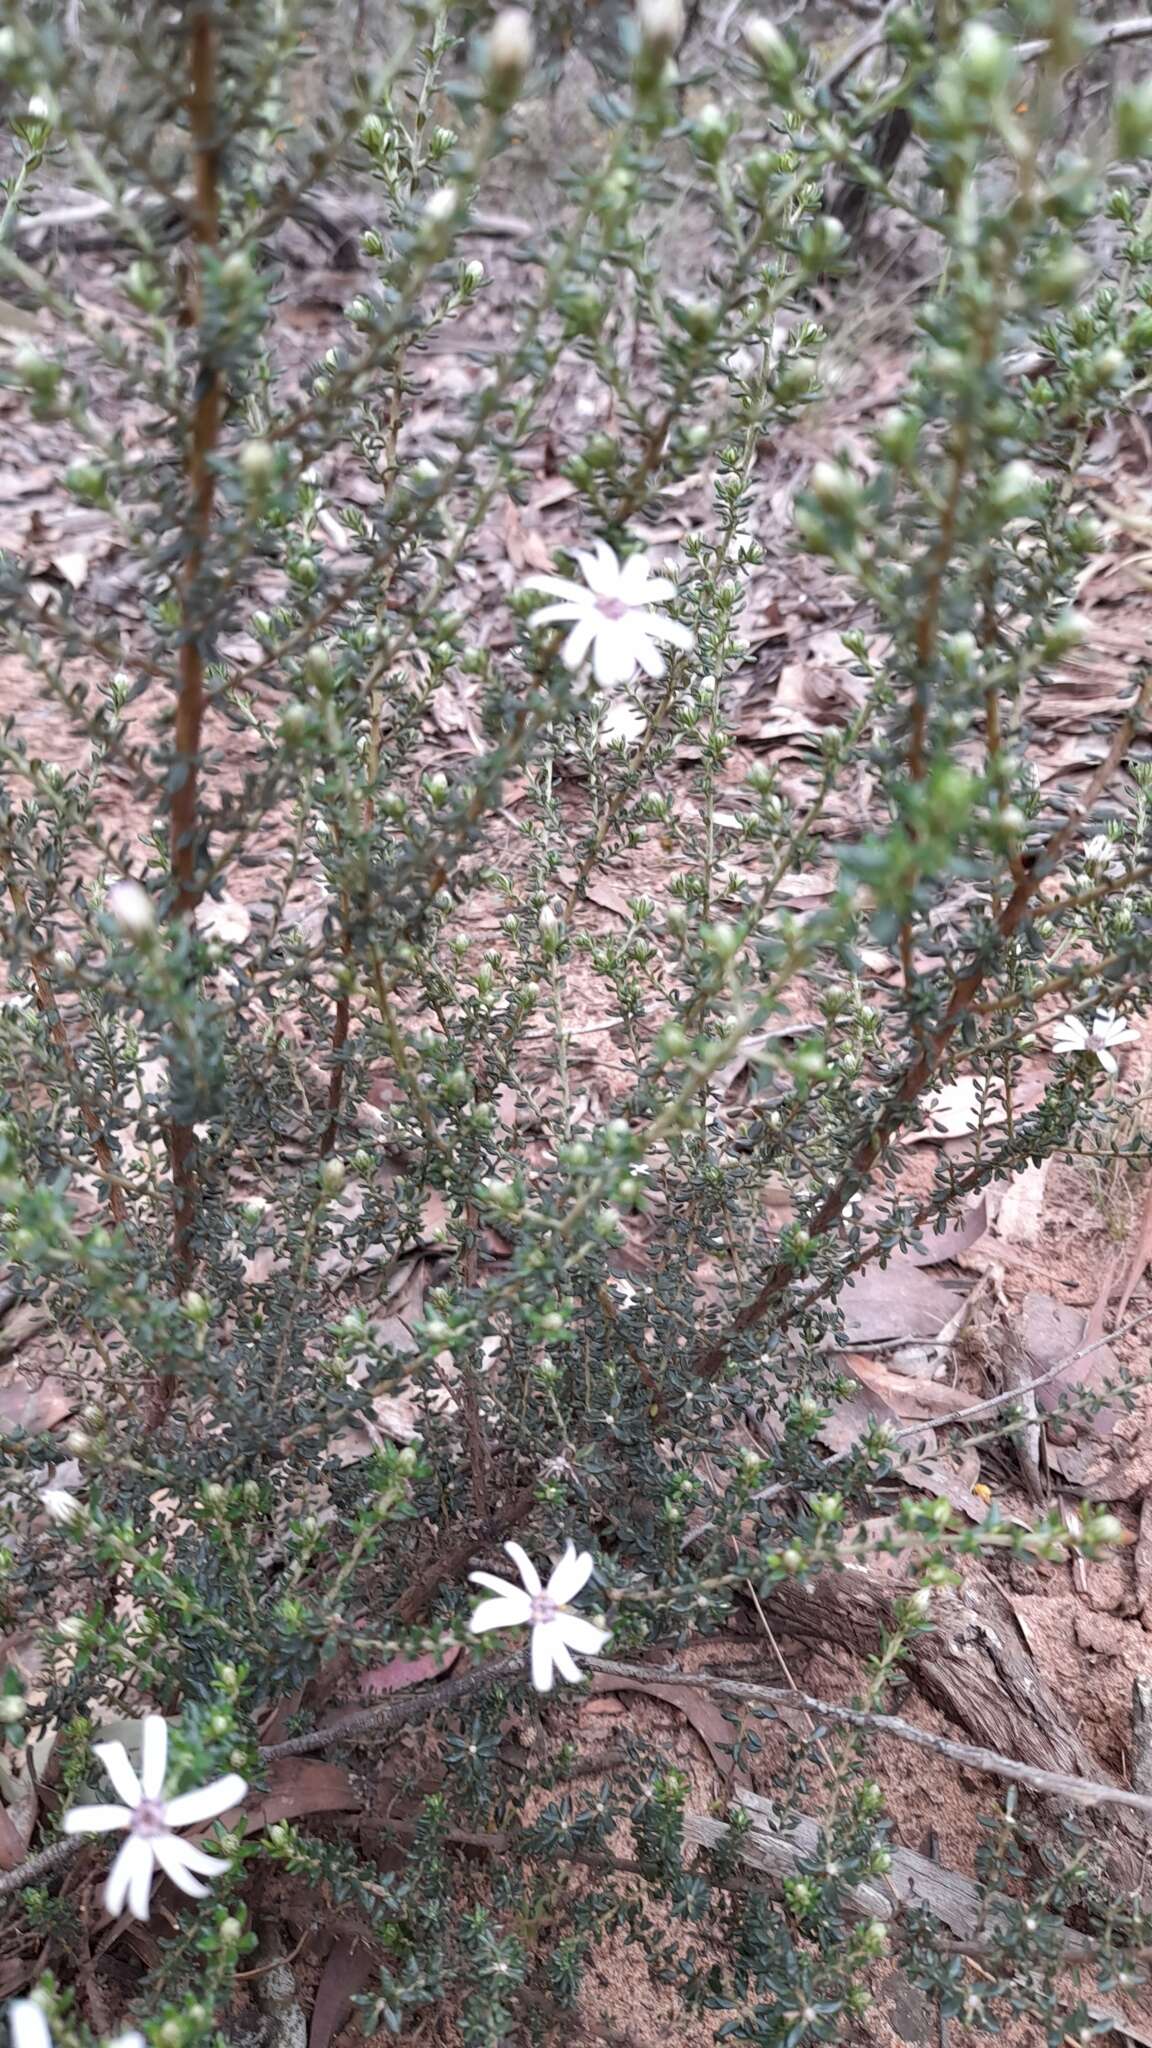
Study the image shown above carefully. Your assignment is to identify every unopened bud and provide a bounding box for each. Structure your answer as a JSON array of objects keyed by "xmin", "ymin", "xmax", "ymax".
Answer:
[
  {"xmin": 106, "ymin": 878, "xmax": 156, "ymax": 944},
  {"xmin": 988, "ymin": 460, "xmax": 1039, "ymax": 519},
  {"xmin": 238, "ymin": 438, "xmax": 276, "ymax": 490},
  {"xmin": 637, "ymin": 0, "xmax": 685, "ymax": 58},
  {"xmin": 956, "ymin": 20, "xmax": 1013, "ymax": 93},
  {"xmin": 486, "ymin": 7, "xmax": 533, "ymax": 96},
  {"xmin": 743, "ymin": 14, "xmax": 798, "ymax": 85},
  {"xmin": 808, "ymin": 459, "xmax": 863, "ymax": 516},
  {"xmin": 319, "ymin": 1156, "xmax": 346, "ymax": 1198}
]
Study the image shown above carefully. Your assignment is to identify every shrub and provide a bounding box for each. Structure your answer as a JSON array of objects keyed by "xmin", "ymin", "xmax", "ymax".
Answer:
[{"xmin": 1, "ymin": 0, "xmax": 1151, "ymax": 2042}]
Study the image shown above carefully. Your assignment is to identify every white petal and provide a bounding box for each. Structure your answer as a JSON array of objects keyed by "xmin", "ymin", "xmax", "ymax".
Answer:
[
  {"xmin": 630, "ymin": 627, "xmax": 666, "ymax": 680},
  {"xmin": 577, "ymin": 540, "xmax": 621, "ymax": 598},
  {"xmin": 469, "ymin": 1593, "xmax": 532, "ymax": 1634},
  {"xmin": 150, "ymin": 1833, "xmax": 210, "ymax": 1899},
  {"xmin": 561, "ymin": 613, "xmax": 597, "ymax": 672},
  {"xmin": 591, "ymin": 623, "xmax": 639, "ymax": 690},
  {"xmin": 616, "ymin": 552, "xmax": 655, "ymax": 600},
  {"xmin": 502, "ymin": 1541, "xmax": 541, "ymax": 1595},
  {"xmin": 641, "ymin": 613, "xmax": 695, "ymax": 651},
  {"xmin": 522, "ymin": 575, "xmax": 590, "ymax": 603},
  {"xmin": 163, "ymin": 1773, "xmax": 247, "ymax": 1828},
  {"xmin": 530, "ymin": 1622, "xmax": 556, "ymax": 1692},
  {"xmin": 546, "ymin": 1543, "xmax": 594, "ymax": 1606},
  {"xmin": 62, "ymin": 1804, "xmax": 131, "ymax": 1835},
  {"xmin": 155, "ymin": 1832, "xmax": 231, "ymax": 1884},
  {"xmin": 8, "ymin": 2001, "xmax": 52, "ymax": 2048},
  {"xmin": 599, "ymin": 701, "xmax": 646, "ymax": 748},
  {"xmin": 139, "ymin": 1716, "xmax": 168, "ymax": 1802},
  {"xmin": 104, "ymin": 1835, "xmax": 154, "ymax": 1921},
  {"xmin": 557, "ymin": 1613, "xmax": 611, "ymax": 1657},
  {"xmin": 92, "ymin": 1741, "xmax": 142, "ymax": 1809},
  {"xmin": 107, "ymin": 2032, "xmax": 146, "ymax": 2048},
  {"xmin": 525, "ymin": 599, "xmax": 586, "ymax": 627},
  {"xmin": 1096, "ymin": 1046, "xmax": 1118, "ymax": 1075},
  {"xmin": 468, "ymin": 1569, "xmax": 525, "ymax": 1599},
  {"xmin": 547, "ymin": 1634, "xmax": 584, "ymax": 1686}
]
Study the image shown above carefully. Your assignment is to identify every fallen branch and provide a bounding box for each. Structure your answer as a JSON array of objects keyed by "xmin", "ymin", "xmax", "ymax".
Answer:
[
  {"xmin": 590, "ymin": 1657, "xmax": 1152, "ymax": 1822},
  {"xmin": 891, "ymin": 1299, "xmax": 1152, "ymax": 1443},
  {"xmin": 0, "ymin": 1655, "xmax": 520, "ymax": 1903}
]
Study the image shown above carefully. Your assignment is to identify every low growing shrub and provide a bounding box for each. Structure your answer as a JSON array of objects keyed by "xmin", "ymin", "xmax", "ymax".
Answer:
[{"xmin": 1, "ymin": 0, "xmax": 1152, "ymax": 2040}]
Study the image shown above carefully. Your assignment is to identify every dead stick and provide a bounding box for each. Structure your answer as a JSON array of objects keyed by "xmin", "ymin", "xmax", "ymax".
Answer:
[
  {"xmin": 0, "ymin": 1657, "xmax": 521, "ymax": 1900},
  {"xmin": 890, "ymin": 1299, "xmax": 1152, "ymax": 1441},
  {"xmin": 590, "ymin": 1659, "xmax": 1152, "ymax": 1819}
]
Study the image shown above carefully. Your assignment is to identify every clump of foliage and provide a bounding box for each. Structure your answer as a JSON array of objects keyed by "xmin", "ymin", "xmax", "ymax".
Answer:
[{"xmin": 1, "ymin": 0, "xmax": 1152, "ymax": 2041}]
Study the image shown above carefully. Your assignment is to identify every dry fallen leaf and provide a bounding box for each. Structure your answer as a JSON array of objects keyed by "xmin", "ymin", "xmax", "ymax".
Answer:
[
  {"xmin": 844, "ymin": 1353, "xmax": 974, "ymax": 1421},
  {"xmin": 993, "ymin": 1160, "xmax": 1050, "ymax": 1244}
]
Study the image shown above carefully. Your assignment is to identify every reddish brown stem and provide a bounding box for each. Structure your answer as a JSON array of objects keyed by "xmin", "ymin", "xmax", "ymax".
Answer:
[
  {"xmin": 393, "ymin": 1485, "xmax": 539, "ymax": 1626},
  {"xmin": 321, "ymin": 990, "xmax": 351, "ymax": 1157},
  {"xmin": 155, "ymin": 6, "xmax": 221, "ymax": 1421},
  {"xmin": 693, "ymin": 674, "xmax": 1152, "ymax": 1381}
]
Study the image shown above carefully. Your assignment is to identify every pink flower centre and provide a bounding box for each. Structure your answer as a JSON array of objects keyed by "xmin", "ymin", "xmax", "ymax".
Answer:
[
  {"xmin": 131, "ymin": 1797, "xmax": 168, "ymax": 1838},
  {"xmin": 528, "ymin": 1593, "xmax": 557, "ymax": 1626},
  {"xmin": 595, "ymin": 596, "xmax": 629, "ymax": 620}
]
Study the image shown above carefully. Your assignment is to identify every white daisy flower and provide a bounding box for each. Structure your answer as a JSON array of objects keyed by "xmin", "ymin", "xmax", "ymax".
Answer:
[
  {"xmin": 63, "ymin": 1715, "xmax": 246, "ymax": 1922},
  {"xmin": 38, "ymin": 1485, "xmax": 82, "ymax": 1527},
  {"xmin": 1083, "ymin": 833, "xmax": 1125, "ymax": 879},
  {"xmin": 7, "ymin": 2004, "xmax": 143, "ymax": 2048},
  {"xmin": 469, "ymin": 1539, "xmax": 610, "ymax": 1692},
  {"xmin": 523, "ymin": 541, "xmax": 694, "ymax": 691},
  {"xmin": 1050, "ymin": 1008, "xmax": 1139, "ymax": 1075}
]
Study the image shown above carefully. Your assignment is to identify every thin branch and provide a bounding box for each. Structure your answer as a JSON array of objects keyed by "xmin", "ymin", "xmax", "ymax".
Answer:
[
  {"xmin": 394, "ymin": 1487, "xmax": 540, "ymax": 1626},
  {"xmin": 589, "ymin": 1660, "xmax": 1152, "ymax": 1820},
  {"xmin": 890, "ymin": 1299, "xmax": 1152, "ymax": 1442},
  {"xmin": 258, "ymin": 1654, "xmax": 520, "ymax": 1760},
  {"xmin": 693, "ymin": 672, "xmax": 1152, "ymax": 1380},
  {"xmin": 0, "ymin": 1656, "xmax": 522, "ymax": 1902},
  {"xmin": 159, "ymin": 0, "xmax": 222, "ymax": 1406}
]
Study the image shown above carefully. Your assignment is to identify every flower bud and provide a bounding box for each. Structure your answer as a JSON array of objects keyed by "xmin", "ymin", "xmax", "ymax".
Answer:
[
  {"xmin": 422, "ymin": 185, "xmax": 461, "ymax": 237},
  {"xmin": 66, "ymin": 460, "xmax": 107, "ymax": 504},
  {"xmin": 486, "ymin": 7, "xmax": 533, "ymax": 98},
  {"xmin": 808, "ymin": 459, "xmax": 863, "ymax": 516},
  {"xmin": 319, "ymin": 1156, "xmax": 347, "ymax": 1198},
  {"xmin": 988, "ymin": 460, "xmax": 1039, "ymax": 519},
  {"xmin": 743, "ymin": 14, "xmax": 798, "ymax": 85},
  {"xmin": 538, "ymin": 904, "xmax": 563, "ymax": 955},
  {"xmin": 106, "ymin": 878, "xmax": 156, "ymax": 944},
  {"xmin": 279, "ymin": 703, "xmax": 310, "ymax": 748},
  {"xmin": 690, "ymin": 102, "xmax": 728, "ymax": 163},
  {"xmin": 956, "ymin": 20, "xmax": 1013, "ymax": 93},
  {"xmin": 637, "ymin": 0, "xmax": 685, "ymax": 58},
  {"xmin": 14, "ymin": 346, "xmax": 60, "ymax": 396},
  {"xmin": 238, "ymin": 437, "xmax": 276, "ymax": 490}
]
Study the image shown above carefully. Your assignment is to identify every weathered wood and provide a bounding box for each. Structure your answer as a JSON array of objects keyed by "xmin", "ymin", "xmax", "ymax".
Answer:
[
  {"xmin": 683, "ymin": 1789, "xmax": 1095, "ymax": 1954},
  {"xmin": 759, "ymin": 1563, "xmax": 1149, "ymax": 1886}
]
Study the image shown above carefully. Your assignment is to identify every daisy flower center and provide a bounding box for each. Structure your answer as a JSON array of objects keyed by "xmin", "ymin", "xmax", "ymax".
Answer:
[
  {"xmin": 595, "ymin": 596, "xmax": 630, "ymax": 620},
  {"xmin": 528, "ymin": 1593, "xmax": 558, "ymax": 1626},
  {"xmin": 131, "ymin": 1797, "xmax": 168, "ymax": 1837}
]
